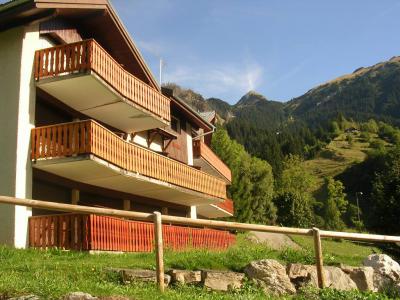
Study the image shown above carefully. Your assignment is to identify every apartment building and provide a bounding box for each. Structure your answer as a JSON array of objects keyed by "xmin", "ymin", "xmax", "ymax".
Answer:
[{"xmin": 0, "ymin": 0, "xmax": 234, "ymax": 250}]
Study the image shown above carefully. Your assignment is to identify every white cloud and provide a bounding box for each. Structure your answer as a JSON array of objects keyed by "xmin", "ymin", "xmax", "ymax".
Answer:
[{"xmin": 163, "ymin": 61, "xmax": 264, "ymax": 100}]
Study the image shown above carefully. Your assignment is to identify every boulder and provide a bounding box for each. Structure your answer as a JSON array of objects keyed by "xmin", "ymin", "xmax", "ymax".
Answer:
[
  {"xmin": 98, "ymin": 297, "xmax": 132, "ymax": 300},
  {"xmin": 340, "ymin": 265, "xmax": 375, "ymax": 291},
  {"xmin": 8, "ymin": 296, "xmax": 40, "ymax": 300},
  {"xmin": 244, "ymin": 259, "xmax": 296, "ymax": 295},
  {"xmin": 112, "ymin": 268, "xmax": 171, "ymax": 286},
  {"xmin": 363, "ymin": 254, "xmax": 400, "ymax": 287},
  {"xmin": 62, "ymin": 292, "xmax": 98, "ymax": 300},
  {"xmin": 287, "ymin": 263, "xmax": 357, "ymax": 291},
  {"xmin": 168, "ymin": 270, "xmax": 201, "ymax": 285},
  {"xmin": 201, "ymin": 270, "xmax": 244, "ymax": 291}
]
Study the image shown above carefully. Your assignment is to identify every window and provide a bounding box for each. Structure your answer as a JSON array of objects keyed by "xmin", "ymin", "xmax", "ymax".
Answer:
[{"xmin": 171, "ymin": 116, "xmax": 181, "ymax": 133}]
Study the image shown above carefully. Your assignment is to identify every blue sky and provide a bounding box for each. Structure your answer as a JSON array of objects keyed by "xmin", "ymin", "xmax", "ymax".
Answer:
[{"xmin": 111, "ymin": 0, "xmax": 400, "ymax": 104}]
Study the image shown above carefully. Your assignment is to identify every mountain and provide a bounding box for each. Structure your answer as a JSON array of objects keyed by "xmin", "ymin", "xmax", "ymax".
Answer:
[
  {"xmin": 287, "ymin": 56, "xmax": 400, "ymax": 126},
  {"xmin": 167, "ymin": 56, "xmax": 400, "ymax": 129},
  {"xmin": 164, "ymin": 56, "xmax": 400, "ymax": 175},
  {"xmin": 232, "ymin": 91, "xmax": 286, "ymax": 130}
]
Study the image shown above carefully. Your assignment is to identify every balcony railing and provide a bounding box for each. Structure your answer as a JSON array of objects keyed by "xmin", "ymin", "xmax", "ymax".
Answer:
[
  {"xmin": 193, "ymin": 140, "xmax": 232, "ymax": 182},
  {"xmin": 29, "ymin": 214, "xmax": 236, "ymax": 252},
  {"xmin": 31, "ymin": 120, "xmax": 227, "ymax": 199},
  {"xmin": 216, "ymin": 199, "xmax": 234, "ymax": 215},
  {"xmin": 34, "ymin": 39, "xmax": 170, "ymax": 122}
]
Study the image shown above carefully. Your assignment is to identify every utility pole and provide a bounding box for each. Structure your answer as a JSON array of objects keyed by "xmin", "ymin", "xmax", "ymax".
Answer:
[{"xmin": 159, "ymin": 58, "xmax": 163, "ymax": 86}]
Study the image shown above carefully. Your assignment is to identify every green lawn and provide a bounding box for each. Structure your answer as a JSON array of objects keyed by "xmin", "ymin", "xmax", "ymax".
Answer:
[
  {"xmin": 0, "ymin": 234, "xmax": 392, "ymax": 300},
  {"xmin": 290, "ymin": 235, "xmax": 381, "ymax": 266}
]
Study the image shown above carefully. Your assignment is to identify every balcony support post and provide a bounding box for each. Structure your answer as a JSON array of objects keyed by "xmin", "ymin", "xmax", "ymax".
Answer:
[
  {"xmin": 123, "ymin": 199, "xmax": 131, "ymax": 211},
  {"xmin": 153, "ymin": 211, "xmax": 165, "ymax": 292},
  {"xmin": 71, "ymin": 189, "xmax": 80, "ymax": 205}
]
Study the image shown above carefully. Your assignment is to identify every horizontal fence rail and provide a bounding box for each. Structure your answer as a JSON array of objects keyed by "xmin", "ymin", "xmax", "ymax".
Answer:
[
  {"xmin": 2, "ymin": 195, "xmax": 400, "ymax": 292},
  {"xmin": 193, "ymin": 140, "xmax": 232, "ymax": 182},
  {"xmin": 34, "ymin": 39, "xmax": 170, "ymax": 122},
  {"xmin": 3, "ymin": 196, "xmax": 400, "ymax": 243},
  {"xmin": 29, "ymin": 213, "xmax": 235, "ymax": 252},
  {"xmin": 30, "ymin": 120, "xmax": 227, "ymax": 199}
]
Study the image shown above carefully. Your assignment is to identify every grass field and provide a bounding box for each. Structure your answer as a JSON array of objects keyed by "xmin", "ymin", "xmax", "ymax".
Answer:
[
  {"xmin": 0, "ymin": 234, "xmax": 390, "ymax": 300},
  {"xmin": 303, "ymin": 132, "xmax": 385, "ymax": 199}
]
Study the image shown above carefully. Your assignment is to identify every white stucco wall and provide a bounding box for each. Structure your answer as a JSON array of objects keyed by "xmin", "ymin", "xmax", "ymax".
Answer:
[
  {"xmin": 0, "ymin": 24, "xmax": 47, "ymax": 248},
  {"xmin": 189, "ymin": 206, "xmax": 197, "ymax": 219},
  {"xmin": 186, "ymin": 122, "xmax": 193, "ymax": 166},
  {"xmin": 133, "ymin": 131, "xmax": 163, "ymax": 152}
]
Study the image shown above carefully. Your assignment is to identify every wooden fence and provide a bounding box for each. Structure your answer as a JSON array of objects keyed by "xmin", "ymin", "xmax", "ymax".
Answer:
[
  {"xmin": 1, "ymin": 195, "xmax": 400, "ymax": 293},
  {"xmin": 29, "ymin": 213, "xmax": 235, "ymax": 252}
]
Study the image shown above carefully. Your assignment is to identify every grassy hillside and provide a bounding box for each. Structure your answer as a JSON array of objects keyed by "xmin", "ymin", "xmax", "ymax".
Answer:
[
  {"xmin": 0, "ymin": 234, "xmax": 385, "ymax": 300},
  {"xmin": 287, "ymin": 56, "xmax": 400, "ymax": 126},
  {"xmin": 303, "ymin": 131, "xmax": 386, "ymax": 198}
]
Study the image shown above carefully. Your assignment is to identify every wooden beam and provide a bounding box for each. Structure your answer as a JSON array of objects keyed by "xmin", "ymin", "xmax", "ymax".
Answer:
[
  {"xmin": 313, "ymin": 227, "xmax": 325, "ymax": 288},
  {"xmin": 123, "ymin": 199, "xmax": 131, "ymax": 211},
  {"xmin": 1, "ymin": 195, "xmax": 400, "ymax": 244},
  {"xmin": 71, "ymin": 189, "xmax": 80, "ymax": 205},
  {"xmin": 153, "ymin": 211, "xmax": 165, "ymax": 293}
]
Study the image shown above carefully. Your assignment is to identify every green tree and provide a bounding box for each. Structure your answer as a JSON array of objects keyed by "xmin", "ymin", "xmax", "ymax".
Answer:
[
  {"xmin": 212, "ymin": 128, "xmax": 277, "ymax": 224},
  {"xmin": 274, "ymin": 191, "xmax": 313, "ymax": 228},
  {"xmin": 361, "ymin": 119, "xmax": 378, "ymax": 133},
  {"xmin": 278, "ymin": 154, "xmax": 316, "ymax": 195},
  {"xmin": 322, "ymin": 177, "xmax": 348, "ymax": 230},
  {"xmin": 369, "ymin": 146, "xmax": 400, "ymax": 234},
  {"xmin": 275, "ymin": 155, "xmax": 315, "ymax": 227}
]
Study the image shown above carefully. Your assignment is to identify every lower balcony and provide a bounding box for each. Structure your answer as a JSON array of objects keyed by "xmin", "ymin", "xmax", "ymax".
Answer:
[
  {"xmin": 193, "ymin": 140, "xmax": 232, "ymax": 183},
  {"xmin": 197, "ymin": 199, "xmax": 234, "ymax": 218},
  {"xmin": 29, "ymin": 214, "xmax": 236, "ymax": 252},
  {"xmin": 31, "ymin": 120, "xmax": 227, "ymax": 206}
]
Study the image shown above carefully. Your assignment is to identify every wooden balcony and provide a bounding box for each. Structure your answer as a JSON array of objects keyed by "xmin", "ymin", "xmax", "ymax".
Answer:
[
  {"xmin": 31, "ymin": 120, "xmax": 227, "ymax": 205},
  {"xmin": 29, "ymin": 214, "xmax": 236, "ymax": 252},
  {"xmin": 198, "ymin": 199, "xmax": 234, "ymax": 218},
  {"xmin": 193, "ymin": 140, "xmax": 232, "ymax": 183},
  {"xmin": 34, "ymin": 39, "xmax": 170, "ymax": 132}
]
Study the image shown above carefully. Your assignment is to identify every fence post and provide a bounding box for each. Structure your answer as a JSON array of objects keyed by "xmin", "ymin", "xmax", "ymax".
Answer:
[
  {"xmin": 153, "ymin": 211, "xmax": 165, "ymax": 293},
  {"xmin": 312, "ymin": 227, "xmax": 325, "ymax": 288}
]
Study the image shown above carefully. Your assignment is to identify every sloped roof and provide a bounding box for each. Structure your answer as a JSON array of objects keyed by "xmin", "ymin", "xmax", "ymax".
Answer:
[
  {"xmin": 0, "ymin": 0, "xmax": 159, "ymax": 90},
  {"xmin": 199, "ymin": 111, "xmax": 216, "ymax": 123}
]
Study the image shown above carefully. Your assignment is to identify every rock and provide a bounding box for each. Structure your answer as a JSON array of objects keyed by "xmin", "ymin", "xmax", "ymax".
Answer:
[
  {"xmin": 245, "ymin": 259, "xmax": 296, "ymax": 295},
  {"xmin": 168, "ymin": 270, "xmax": 201, "ymax": 285},
  {"xmin": 8, "ymin": 296, "xmax": 40, "ymax": 300},
  {"xmin": 363, "ymin": 254, "xmax": 400, "ymax": 286},
  {"xmin": 62, "ymin": 292, "xmax": 98, "ymax": 300},
  {"xmin": 201, "ymin": 270, "xmax": 245, "ymax": 291},
  {"xmin": 287, "ymin": 263, "xmax": 357, "ymax": 291},
  {"xmin": 247, "ymin": 232, "xmax": 301, "ymax": 251},
  {"xmin": 112, "ymin": 268, "xmax": 171, "ymax": 286},
  {"xmin": 340, "ymin": 265, "xmax": 375, "ymax": 291},
  {"xmin": 98, "ymin": 297, "xmax": 132, "ymax": 300}
]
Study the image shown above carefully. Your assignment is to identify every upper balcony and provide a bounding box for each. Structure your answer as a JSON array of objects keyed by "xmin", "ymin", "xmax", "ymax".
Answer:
[
  {"xmin": 193, "ymin": 140, "xmax": 232, "ymax": 183},
  {"xmin": 34, "ymin": 39, "xmax": 170, "ymax": 132},
  {"xmin": 31, "ymin": 120, "xmax": 227, "ymax": 206}
]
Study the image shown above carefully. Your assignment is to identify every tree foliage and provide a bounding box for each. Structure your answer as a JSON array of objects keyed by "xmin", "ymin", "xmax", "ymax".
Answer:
[
  {"xmin": 211, "ymin": 128, "xmax": 277, "ymax": 224},
  {"xmin": 322, "ymin": 177, "xmax": 348, "ymax": 230},
  {"xmin": 274, "ymin": 155, "xmax": 315, "ymax": 228}
]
